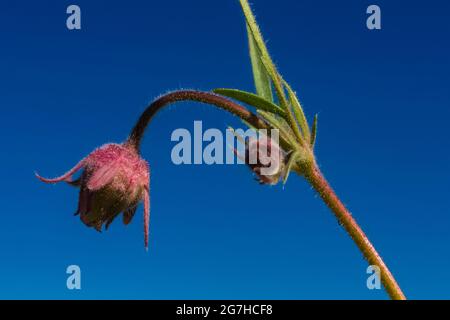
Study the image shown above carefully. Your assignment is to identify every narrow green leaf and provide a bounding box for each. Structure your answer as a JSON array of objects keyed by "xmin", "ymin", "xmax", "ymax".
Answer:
[
  {"xmin": 247, "ymin": 24, "xmax": 273, "ymax": 102},
  {"xmin": 239, "ymin": 0, "xmax": 273, "ymax": 70},
  {"xmin": 239, "ymin": 0, "xmax": 305, "ymax": 147},
  {"xmin": 239, "ymin": 120, "xmax": 256, "ymax": 131},
  {"xmin": 213, "ymin": 88, "xmax": 285, "ymax": 118},
  {"xmin": 283, "ymin": 80, "xmax": 310, "ymax": 140},
  {"xmin": 239, "ymin": 0, "xmax": 284, "ymax": 103},
  {"xmin": 257, "ymin": 110, "xmax": 297, "ymax": 148},
  {"xmin": 259, "ymin": 55, "xmax": 287, "ymax": 107},
  {"xmin": 227, "ymin": 126, "xmax": 246, "ymax": 144},
  {"xmin": 226, "ymin": 126, "xmax": 247, "ymax": 163},
  {"xmin": 310, "ymin": 114, "xmax": 318, "ymax": 148},
  {"xmin": 283, "ymin": 151, "xmax": 299, "ymax": 185},
  {"xmin": 260, "ymin": 55, "xmax": 305, "ymax": 145}
]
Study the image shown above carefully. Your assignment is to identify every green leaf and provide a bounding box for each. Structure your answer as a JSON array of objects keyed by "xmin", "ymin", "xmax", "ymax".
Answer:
[
  {"xmin": 259, "ymin": 54, "xmax": 287, "ymax": 108},
  {"xmin": 247, "ymin": 24, "xmax": 273, "ymax": 102},
  {"xmin": 310, "ymin": 114, "xmax": 318, "ymax": 148},
  {"xmin": 283, "ymin": 151, "xmax": 300, "ymax": 185},
  {"xmin": 213, "ymin": 88, "xmax": 285, "ymax": 118},
  {"xmin": 239, "ymin": 0, "xmax": 307, "ymax": 147},
  {"xmin": 260, "ymin": 55, "xmax": 305, "ymax": 144},
  {"xmin": 239, "ymin": 120, "xmax": 256, "ymax": 131},
  {"xmin": 239, "ymin": 0, "xmax": 283, "ymax": 102},
  {"xmin": 239, "ymin": 0, "xmax": 272, "ymax": 68},
  {"xmin": 227, "ymin": 126, "xmax": 246, "ymax": 144},
  {"xmin": 257, "ymin": 110, "xmax": 297, "ymax": 148},
  {"xmin": 283, "ymin": 80, "xmax": 310, "ymax": 140}
]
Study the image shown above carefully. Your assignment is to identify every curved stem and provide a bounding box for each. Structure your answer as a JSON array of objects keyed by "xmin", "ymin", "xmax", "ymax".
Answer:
[
  {"xmin": 304, "ymin": 164, "xmax": 406, "ymax": 300},
  {"xmin": 127, "ymin": 89, "xmax": 405, "ymax": 299},
  {"xmin": 127, "ymin": 90, "xmax": 267, "ymax": 152}
]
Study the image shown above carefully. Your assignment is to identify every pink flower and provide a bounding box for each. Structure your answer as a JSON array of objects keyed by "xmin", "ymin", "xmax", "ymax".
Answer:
[{"xmin": 36, "ymin": 143, "xmax": 151, "ymax": 249}]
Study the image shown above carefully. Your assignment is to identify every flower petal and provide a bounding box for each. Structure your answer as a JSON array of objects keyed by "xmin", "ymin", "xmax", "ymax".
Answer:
[
  {"xmin": 143, "ymin": 185, "xmax": 150, "ymax": 250},
  {"xmin": 67, "ymin": 177, "xmax": 82, "ymax": 187},
  {"xmin": 86, "ymin": 159, "xmax": 119, "ymax": 191},
  {"xmin": 75, "ymin": 183, "xmax": 90, "ymax": 216},
  {"xmin": 123, "ymin": 206, "xmax": 137, "ymax": 225},
  {"xmin": 105, "ymin": 212, "xmax": 121, "ymax": 230},
  {"xmin": 35, "ymin": 158, "xmax": 86, "ymax": 184}
]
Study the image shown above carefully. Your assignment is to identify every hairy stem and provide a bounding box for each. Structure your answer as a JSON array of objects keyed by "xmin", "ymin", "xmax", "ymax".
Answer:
[
  {"xmin": 304, "ymin": 164, "xmax": 406, "ymax": 300},
  {"xmin": 127, "ymin": 90, "xmax": 267, "ymax": 152},
  {"xmin": 127, "ymin": 89, "xmax": 405, "ymax": 299}
]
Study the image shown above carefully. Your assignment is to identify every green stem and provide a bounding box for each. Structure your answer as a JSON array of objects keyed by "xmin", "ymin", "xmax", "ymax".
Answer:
[{"xmin": 304, "ymin": 164, "xmax": 406, "ymax": 300}]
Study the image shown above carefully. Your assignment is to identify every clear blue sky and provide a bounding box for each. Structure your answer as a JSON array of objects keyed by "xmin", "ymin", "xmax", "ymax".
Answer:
[{"xmin": 0, "ymin": 0, "xmax": 449, "ymax": 299}]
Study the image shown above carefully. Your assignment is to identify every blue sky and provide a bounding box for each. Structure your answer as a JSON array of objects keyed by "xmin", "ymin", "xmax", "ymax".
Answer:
[{"xmin": 0, "ymin": 0, "xmax": 449, "ymax": 299}]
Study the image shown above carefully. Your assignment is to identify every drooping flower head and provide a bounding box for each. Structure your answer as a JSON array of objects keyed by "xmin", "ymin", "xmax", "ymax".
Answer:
[
  {"xmin": 36, "ymin": 143, "xmax": 151, "ymax": 249},
  {"xmin": 241, "ymin": 133, "xmax": 285, "ymax": 185}
]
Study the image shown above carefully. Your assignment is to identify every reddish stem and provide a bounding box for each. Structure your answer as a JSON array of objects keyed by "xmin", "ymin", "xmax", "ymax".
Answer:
[
  {"xmin": 127, "ymin": 90, "xmax": 267, "ymax": 152},
  {"xmin": 304, "ymin": 164, "xmax": 406, "ymax": 300},
  {"xmin": 126, "ymin": 89, "xmax": 406, "ymax": 299}
]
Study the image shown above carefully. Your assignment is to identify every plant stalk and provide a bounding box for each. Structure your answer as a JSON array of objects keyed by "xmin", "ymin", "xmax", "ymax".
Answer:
[
  {"xmin": 128, "ymin": 89, "xmax": 405, "ymax": 299},
  {"xmin": 304, "ymin": 164, "xmax": 406, "ymax": 300},
  {"xmin": 127, "ymin": 90, "xmax": 267, "ymax": 152}
]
